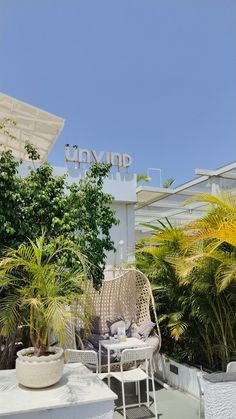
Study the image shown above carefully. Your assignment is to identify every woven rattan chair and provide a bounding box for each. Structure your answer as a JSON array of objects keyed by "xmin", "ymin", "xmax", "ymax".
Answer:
[
  {"xmin": 90, "ymin": 269, "xmax": 160, "ymax": 337},
  {"xmin": 72, "ymin": 269, "xmax": 161, "ymax": 371}
]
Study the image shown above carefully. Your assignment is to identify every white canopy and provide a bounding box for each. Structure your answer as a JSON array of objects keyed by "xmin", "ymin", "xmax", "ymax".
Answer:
[
  {"xmin": 0, "ymin": 93, "xmax": 64, "ymax": 162},
  {"xmin": 136, "ymin": 161, "xmax": 236, "ymax": 235}
]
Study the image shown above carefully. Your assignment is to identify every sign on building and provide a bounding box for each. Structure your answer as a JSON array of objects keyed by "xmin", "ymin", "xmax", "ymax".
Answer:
[{"xmin": 65, "ymin": 144, "xmax": 132, "ymax": 169}]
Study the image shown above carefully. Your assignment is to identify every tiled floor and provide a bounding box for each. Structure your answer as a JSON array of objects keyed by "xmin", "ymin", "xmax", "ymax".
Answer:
[{"xmin": 110, "ymin": 379, "xmax": 199, "ymax": 419}]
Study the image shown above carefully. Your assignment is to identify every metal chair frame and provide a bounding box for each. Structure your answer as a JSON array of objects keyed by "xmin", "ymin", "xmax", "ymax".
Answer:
[{"xmin": 110, "ymin": 346, "xmax": 158, "ymax": 419}]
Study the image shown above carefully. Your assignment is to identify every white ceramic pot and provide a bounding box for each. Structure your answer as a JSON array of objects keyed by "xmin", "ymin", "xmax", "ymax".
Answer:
[{"xmin": 16, "ymin": 347, "xmax": 64, "ymax": 388}]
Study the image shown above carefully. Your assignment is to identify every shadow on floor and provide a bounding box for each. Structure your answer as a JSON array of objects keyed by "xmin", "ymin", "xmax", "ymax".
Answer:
[
  {"xmin": 111, "ymin": 379, "xmax": 160, "ymax": 418},
  {"xmin": 116, "ymin": 405, "xmax": 162, "ymax": 419},
  {"xmin": 108, "ymin": 378, "xmax": 199, "ymax": 419}
]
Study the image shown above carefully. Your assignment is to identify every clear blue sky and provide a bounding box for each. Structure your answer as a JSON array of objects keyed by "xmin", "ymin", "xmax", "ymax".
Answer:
[{"xmin": 1, "ymin": 0, "xmax": 236, "ymax": 185}]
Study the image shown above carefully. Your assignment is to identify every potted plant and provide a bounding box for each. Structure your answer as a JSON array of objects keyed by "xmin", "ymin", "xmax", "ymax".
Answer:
[{"xmin": 0, "ymin": 234, "xmax": 89, "ymax": 388}]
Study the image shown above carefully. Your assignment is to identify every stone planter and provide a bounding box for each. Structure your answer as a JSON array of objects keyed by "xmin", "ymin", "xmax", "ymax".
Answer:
[
  {"xmin": 16, "ymin": 347, "xmax": 64, "ymax": 388},
  {"xmin": 202, "ymin": 372, "xmax": 236, "ymax": 419}
]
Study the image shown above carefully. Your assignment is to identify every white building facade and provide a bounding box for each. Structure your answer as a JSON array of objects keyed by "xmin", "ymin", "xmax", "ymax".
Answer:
[{"xmin": 53, "ymin": 166, "xmax": 137, "ymax": 267}]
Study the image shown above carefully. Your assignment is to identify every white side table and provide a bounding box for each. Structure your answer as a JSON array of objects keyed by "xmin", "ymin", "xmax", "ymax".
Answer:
[
  {"xmin": 0, "ymin": 363, "xmax": 117, "ymax": 419},
  {"xmin": 99, "ymin": 337, "xmax": 147, "ymax": 386}
]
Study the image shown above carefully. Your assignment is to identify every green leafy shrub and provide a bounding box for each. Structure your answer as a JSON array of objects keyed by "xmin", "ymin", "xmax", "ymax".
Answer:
[{"xmin": 137, "ymin": 199, "xmax": 236, "ymax": 371}]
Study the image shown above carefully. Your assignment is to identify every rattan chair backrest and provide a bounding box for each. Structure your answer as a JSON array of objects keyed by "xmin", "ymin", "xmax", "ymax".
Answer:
[{"xmin": 87, "ymin": 269, "xmax": 161, "ymax": 349}]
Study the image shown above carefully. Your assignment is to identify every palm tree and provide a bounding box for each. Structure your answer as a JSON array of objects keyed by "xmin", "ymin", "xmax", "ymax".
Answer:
[
  {"xmin": 137, "ymin": 173, "xmax": 151, "ymax": 183},
  {"xmin": 171, "ymin": 190, "xmax": 236, "ymax": 368},
  {"xmin": 136, "ymin": 221, "xmax": 190, "ymax": 341},
  {"xmin": 162, "ymin": 177, "xmax": 175, "ymax": 188},
  {"xmin": 184, "ymin": 191, "xmax": 236, "ymax": 248},
  {"xmin": 136, "ymin": 211, "xmax": 236, "ymax": 370},
  {"xmin": 0, "ymin": 234, "xmax": 90, "ymax": 357},
  {"xmin": 180, "ymin": 191, "xmax": 236, "ymax": 290}
]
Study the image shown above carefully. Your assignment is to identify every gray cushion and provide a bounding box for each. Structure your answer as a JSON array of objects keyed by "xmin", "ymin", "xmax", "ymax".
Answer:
[
  {"xmin": 137, "ymin": 320, "xmax": 155, "ymax": 339},
  {"xmin": 87, "ymin": 333, "xmax": 107, "ymax": 349},
  {"xmin": 83, "ymin": 340, "xmax": 95, "ymax": 350},
  {"xmin": 145, "ymin": 334, "xmax": 160, "ymax": 351},
  {"xmin": 91, "ymin": 316, "xmax": 101, "ymax": 334}
]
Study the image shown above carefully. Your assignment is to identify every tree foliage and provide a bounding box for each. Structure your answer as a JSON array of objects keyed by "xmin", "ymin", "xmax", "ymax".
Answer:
[
  {"xmin": 0, "ymin": 143, "xmax": 118, "ymax": 288},
  {"xmin": 0, "ymin": 122, "xmax": 118, "ymax": 368}
]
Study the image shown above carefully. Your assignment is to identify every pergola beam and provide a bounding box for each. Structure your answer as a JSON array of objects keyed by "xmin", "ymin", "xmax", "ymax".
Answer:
[
  {"xmin": 195, "ymin": 168, "xmax": 236, "ymax": 181},
  {"xmin": 136, "ymin": 162, "xmax": 236, "ymax": 234}
]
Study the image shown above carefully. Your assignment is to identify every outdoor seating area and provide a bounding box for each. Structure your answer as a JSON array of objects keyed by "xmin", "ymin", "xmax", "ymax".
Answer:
[
  {"xmin": 1, "ymin": 1, "xmax": 236, "ymax": 414},
  {"xmin": 79, "ymin": 269, "xmax": 161, "ymax": 368},
  {"xmin": 0, "ymin": 259, "xmax": 199, "ymax": 418},
  {"xmin": 0, "ymin": 265, "xmax": 195, "ymax": 419},
  {"xmin": 0, "ymin": 144, "xmax": 236, "ymax": 419},
  {"xmin": 0, "ymin": 362, "xmax": 200, "ymax": 419},
  {"xmin": 62, "ymin": 268, "xmax": 162, "ymax": 418}
]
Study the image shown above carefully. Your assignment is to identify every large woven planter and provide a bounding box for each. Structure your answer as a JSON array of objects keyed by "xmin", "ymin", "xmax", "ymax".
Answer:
[{"xmin": 16, "ymin": 347, "xmax": 64, "ymax": 388}]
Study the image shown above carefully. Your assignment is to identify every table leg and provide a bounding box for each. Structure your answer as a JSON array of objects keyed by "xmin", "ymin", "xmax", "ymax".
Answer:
[
  {"xmin": 108, "ymin": 347, "xmax": 111, "ymax": 388},
  {"xmin": 99, "ymin": 342, "xmax": 101, "ymax": 373}
]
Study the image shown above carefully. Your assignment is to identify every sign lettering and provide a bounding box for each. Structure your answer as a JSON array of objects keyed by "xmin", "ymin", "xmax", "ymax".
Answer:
[{"xmin": 65, "ymin": 144, "xmax": 132, "ymax": 169}]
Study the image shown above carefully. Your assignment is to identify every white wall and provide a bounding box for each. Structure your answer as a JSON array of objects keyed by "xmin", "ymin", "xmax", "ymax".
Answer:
[
  {"xmin": 60, "ymin": 166, "xmax": 137, "ymax": 203},
  {"xmin": 106, "ymin": 202, "xmax": 135, "ymax": 268}
]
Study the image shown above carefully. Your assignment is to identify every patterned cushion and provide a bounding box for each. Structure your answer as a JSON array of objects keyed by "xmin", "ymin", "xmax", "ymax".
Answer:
[
  {"xmin": 130, "ymin": 322, "xmax": 140, "ymax": 339},
  {"xmin": 130, "ymin": 320, "xmax": 155, "ymax": 340}
]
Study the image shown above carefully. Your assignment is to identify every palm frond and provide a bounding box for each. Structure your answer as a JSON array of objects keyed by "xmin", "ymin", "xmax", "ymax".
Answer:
[
  {"xmin": 216, "ymin": 257, "xmax": 236, "ymax": 291},
  {"xmin": 0, "ymin": 234, "xmax": 88, "ymax": 353},
  {"xmin": 0, "ymin": 294, "xmax": 21, "ymax": 336}
]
